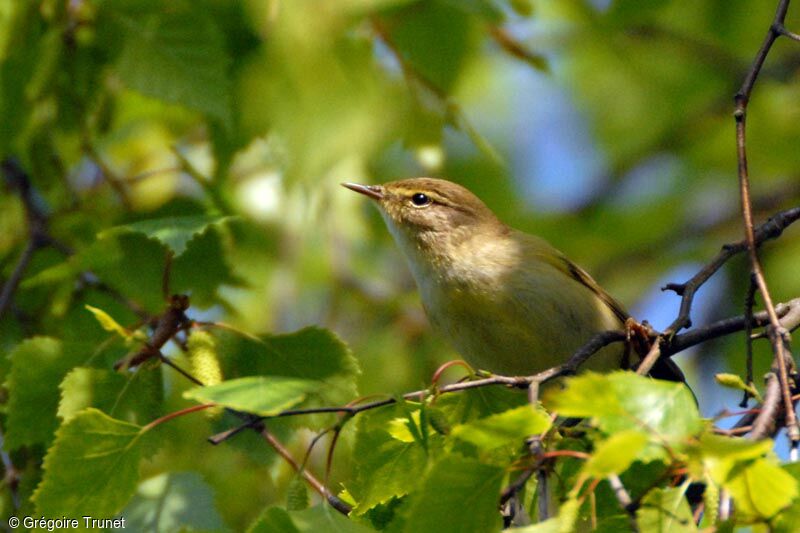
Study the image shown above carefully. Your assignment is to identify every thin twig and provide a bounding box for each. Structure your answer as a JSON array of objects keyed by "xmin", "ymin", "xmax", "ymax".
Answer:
[
  {"xmin": 608, "ymin": 474, "xmax": 639, "ymax": 532},
  {"xmin": 160, "ymin": 336, "xmax": 352, "ymax": 515},
  {"xmin": 742, "ymin": 275, "xmax": 758, "ymax": 407},
  {"xmin": 733, "ymin": 0, "xmax": 799, "ymax": 443},
  {"xmin": 635, "ymin": 341, "xmax": 662, "ymax": 377},
  {"xmin": 487, "ymin": 26, "xmax": 548, "ymax": 71},
  {"xmin": 662, "ymin": 206, "xmax": 800, "ymax": 335},
  {"xmin": 83, "ymin": 142, "xmax": 132, "ymax": 208},
  {"xmin": 259, "ymin": 427, "xmax": 351, "ymax": 515},
  {"xmin": 0, "ymin": 241, "xmax": 37, "ymax": 320},
  {"xmin": 663, "ymin": 298, "xmax": 800, "ymax": 356},
  {"xmin": 1, "ymin": 159, "xmax": 53, "ymax": 319},
  {"xmin": 208, "ymin": 301, "xmax": 800, "ymax": 433}
]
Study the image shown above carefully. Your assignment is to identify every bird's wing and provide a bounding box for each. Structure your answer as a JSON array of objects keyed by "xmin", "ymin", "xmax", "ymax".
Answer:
[
  {"xmin": 560, "ymin": 257, "xmax": 629, "ymax": 324},
  {"xmin": 528, "ymin": 237, "xmax": 688, "ymax": 385}
]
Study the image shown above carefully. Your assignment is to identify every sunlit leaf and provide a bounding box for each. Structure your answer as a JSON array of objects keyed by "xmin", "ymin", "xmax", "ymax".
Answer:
[
  {"xmin": 183, "ymin": 376, "xmax": 317, "ymax": 416},
  {"xmin": 698, "ymin": 434, "xmax": 797, "ymax": 519},
  {"xmin": 582, "ymin": 430, "xmax": 649, "ymax": 477},
  {"xmin": 85, "ymin": 305, "xmax": 136, "ymax": 341},
  {"xmin": 547, "ymin": 372, "xmax": 702, "ymax": 445},
  {"xmin": 58, "ymin": 367, "xmax": 162, "ymax": 425},
  {"xmin": 223, "ymin": 327, "xmax": 360, "ymax": 428},
  {"xmin": 33, "ymin": 409, "xmax": 156, "ymax": 517},
  {"xmin": 451, "ymin": 405, "xmax": 551, "ymax": 451},
  {"xmin": 349, "ymin": 404, "xmax": 435, "ymax": 514}
]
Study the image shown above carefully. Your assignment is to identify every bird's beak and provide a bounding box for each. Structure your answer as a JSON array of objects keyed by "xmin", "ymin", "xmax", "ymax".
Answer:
[{"xmin": 341, "ymin": 182, "xmax": 384, "ymax": 201}]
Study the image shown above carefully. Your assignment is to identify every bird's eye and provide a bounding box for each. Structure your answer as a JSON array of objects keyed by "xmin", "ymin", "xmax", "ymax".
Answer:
[{"xmin": 411, "ymin": 193, "xmax": 431, "ymax": 207}]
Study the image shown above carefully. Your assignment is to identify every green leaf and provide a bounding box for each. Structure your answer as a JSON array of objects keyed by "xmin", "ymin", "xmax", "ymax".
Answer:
[
  {"xmin": 714, "ymin": 373, "xmax": 762, "ymax": 402},
  {"xmin": 637, "ymin": 486, "xmax": 696, "ymax": 532},
  {"xmin": 711, "ymin": 457, "xmax": 797, "ymax": 519},
  {"xmin": 183, "ymin": 376, "xmax": 318, "ymax": 416},
  {"xmin": 248, "ymin": 505, "xmax": 374, "ymax": 533},
  {"xmin": 5, "ymin": 338, "xmax": 85, "ymax": 450},
  {"xmin": 509, "ymin": 519, "xmax": 562, "ymax": 533},
  {"xmin": 23, "ymin": 232, "xmax": 167, "ymax": 313},
  {"xmin": 388, "ymin": 410, "xmax": 432, "ymax": 444},
  {"xmin": 172, "ymin": 225, "xmax": 241, "ymax": 307},
  {"xmin": 547, "ymin": 372, "xmax": 702, "ymax": 444},
  {"xmin": 697, "ymin": 435, "xmax": 797, "ymax": 519},
  {"xmin": 772, "ymin": 463, "xmax": 800, "ymax": 533},
  {"xmin": 122, "ymin": 472, "xmax": 226, "ymax": 532},
  {"xmin": 402, "ymin": 455, "xmax": 505, "ymax": 533},
  {"xmin": 451, "ymin": 405, "xmax": 551, "ymax": 451},
  {"xmin": 508, "ymin": 497, "xmax": 581, "ymax": 532},
  {"xmin": 33, "ymin": 408, "xmax": 155, "ymax": 517},
  {"xmin": 58, "ymin": 367, "xmax": 163, "ymax": 425},
  {"xmin": 582, "ymin": 430, "xmax": 649, "ymax": 478},
  {"xmin": 385, "ymin": 1, "xmax": 479, "ymax": 93},
  {"xmin": 697, "ymin": 433, "xmax": 773, "ymax": 462},
  {"xmin": 84, "ymin": 305, "xmax": 136, "ymax": 341},
  {"xmin": 105, "ymin": 2, "xmax": 233, "ymax": 127},
  {"xmin": 101, "ymin": 215, "xmax": 232, "ymax": 257},
  {"xmin": 349, "ymin": 404, "xmax": 432, "ymax": 514},
  {"xmin": 0, "ymin": 5, "xmax": 39, "ymax": 155},
  {"xmin": 224, "ymin": 327, "xmax": 360, "ymax": 427},
  {"xmin": 436, "ymin": 382, "xmax": 528, "ymax": 423}
]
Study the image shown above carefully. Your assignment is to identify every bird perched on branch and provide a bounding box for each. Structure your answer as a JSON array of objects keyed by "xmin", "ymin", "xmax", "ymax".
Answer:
[{"xmin": 343, "ymin": 177, "xmax": 685, "ymax": 383}]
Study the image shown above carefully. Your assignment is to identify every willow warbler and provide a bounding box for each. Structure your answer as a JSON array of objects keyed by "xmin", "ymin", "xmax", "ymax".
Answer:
[{"xmin": 344, "ymin": 178, "xmax": 684, "ymax": 382}]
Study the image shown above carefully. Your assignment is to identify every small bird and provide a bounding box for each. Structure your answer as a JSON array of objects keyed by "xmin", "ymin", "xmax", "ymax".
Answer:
[{"xmin": 343, "ymin": 177, "xmax": 684, "ymax": 382}]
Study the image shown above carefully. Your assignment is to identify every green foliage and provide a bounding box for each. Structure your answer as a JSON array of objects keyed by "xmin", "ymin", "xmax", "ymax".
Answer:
[
  {"xmin": 450, "ymin": 404, "xmax": 551, "ymax": 451},
  {"xmin": 122, "ymin": 472, "xmax": 226, "ymax": 532},
  {"xmin": 2, "ymin": 0, "xmax": 800, "ymax": 530},
  {"xmin": 248, "ymin": 505, "xmax": 374, "ymax": 533},
  {"xmin": 637, "ymin": 486, "xmax": 697, "ymax": 533},
  {"xmin": 581, "ymin": 430, "xmax": 649, "ymax": 478},
  {"xmin": 102, "ymin": 215, "xmax": 234, "ymax": 257},
  {"xmin": 548, "ymin": 372, "xmax": 703, "ymax": 449},
  {"xmin": 32, "ymin": 408, "xmax": 156, "ymax": 517},
  {"xmin": 102, "ymin": 0, "xmax": 233, "ymax": 128},
  {"xmin": 349, "ymin": 403, "xmax": 433, "ymax": 515},
  {"xmin": 184, "ymin": 376, "xmax": 319, "ymax": 416},
  {"xmin": 5, "ymin": 338, "xmax": 87, "ymax": 449},
  {"xmin": 220, "ymin": 327, "xmax": 360, "ymax": 427},
  {"xmin": 58, "ymin": 367, "xmax": 163, "ymax": 424},
  {"xmin": 401, "ymin": 455, "xmax": 505, "ymax": 532}
]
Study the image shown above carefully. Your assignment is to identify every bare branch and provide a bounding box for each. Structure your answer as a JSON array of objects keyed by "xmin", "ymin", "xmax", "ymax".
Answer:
[
  {"xmin": 0, "ymin": 158, "xmax": 72, "ymax": 319},
  {"xmin": 662, "ymin": 206, "xmax": 800, "ymax": 335},
  {"xmin": 732, "ymin": 0, "xmax": 799, "ymax": 443}
]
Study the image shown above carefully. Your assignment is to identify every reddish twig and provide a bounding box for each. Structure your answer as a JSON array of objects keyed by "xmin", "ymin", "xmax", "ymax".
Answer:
[{"xmin": 142, "ymin": 403, "xmax": 217, "ymax": 432}]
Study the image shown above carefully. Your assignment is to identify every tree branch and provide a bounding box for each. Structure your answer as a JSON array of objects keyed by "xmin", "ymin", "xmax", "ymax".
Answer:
[
  {"xmin": 0, "ymin": 158, "xmax": 71, "ymax": 319},
  {"xmin": 733, "ymin": 0, "xmax": 799, "ymax": 444},
  {"xmin": 662, "ymin": 206, "xmax": 800, "ymax": 335}
]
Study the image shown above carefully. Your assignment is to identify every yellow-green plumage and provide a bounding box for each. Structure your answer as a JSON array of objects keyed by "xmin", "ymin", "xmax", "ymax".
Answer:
[{"xmin": 343, "ymin": 177, "xmax": 681, "ymax": 380}]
